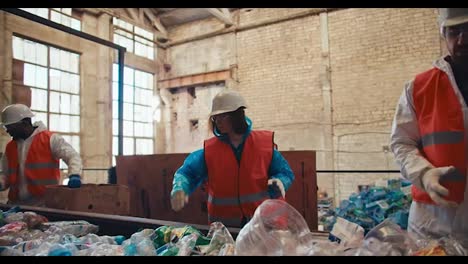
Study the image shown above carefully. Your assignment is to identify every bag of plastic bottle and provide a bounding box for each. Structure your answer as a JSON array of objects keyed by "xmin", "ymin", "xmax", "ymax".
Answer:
[{"xmin": 235, "ymin": 199, "xmax": 311, "ymax": 256}]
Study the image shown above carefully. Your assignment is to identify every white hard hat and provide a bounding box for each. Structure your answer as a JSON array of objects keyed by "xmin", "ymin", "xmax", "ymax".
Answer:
[
  {"xmin": 1, "ymin": 104, "xmax": 35, "ymax": 126},
  {"xmin": 439, "ymin": 8, "xmax": 468, "ymax": 27},
  {"xmin": 209, "ymin": 90, "xmax": 247, "ymax": 117}
]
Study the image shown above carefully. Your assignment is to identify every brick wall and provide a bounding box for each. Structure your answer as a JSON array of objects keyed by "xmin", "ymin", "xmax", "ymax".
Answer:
[{"xmin": 166, "ymin": 8, "xmax": 443, "ymax": 203}]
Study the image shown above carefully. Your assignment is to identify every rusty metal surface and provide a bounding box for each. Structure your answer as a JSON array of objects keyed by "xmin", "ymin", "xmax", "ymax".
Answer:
[{"xmin": 116, "ymin": 151, "xmax": 318, "ymax": 230}]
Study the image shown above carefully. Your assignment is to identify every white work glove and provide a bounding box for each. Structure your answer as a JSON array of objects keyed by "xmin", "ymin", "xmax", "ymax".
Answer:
[
  {"xmin": 171, "ymin": 190, "xmax": 189, "ymax": 212},
  {"xmin": 268, "ymin": 179, "xmax": 285, "ymax": 198},
  {"xmin": 421, "ymin": 166, "xmax": 458, "ymax": 208}
]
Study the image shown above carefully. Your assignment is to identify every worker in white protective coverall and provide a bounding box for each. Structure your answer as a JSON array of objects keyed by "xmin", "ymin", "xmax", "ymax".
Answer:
[
  {"xmin": 390, "ymin": 8, "xmax": 468, "ymax": 244},
  {"xmin": 0, "ymin": 104, "xmax": 82, "ymax": 206}
]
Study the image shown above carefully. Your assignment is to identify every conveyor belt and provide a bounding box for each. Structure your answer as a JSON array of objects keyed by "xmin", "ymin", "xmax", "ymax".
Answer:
[{"xmin": 0, "ymin": 204, "xmax": 241, "ymax": 238}]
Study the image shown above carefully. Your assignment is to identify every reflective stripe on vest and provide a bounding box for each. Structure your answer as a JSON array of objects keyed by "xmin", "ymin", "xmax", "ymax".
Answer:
[
  {"xmin": 421, "ymin": 131, "xmax": 464, "ymax": 147},
  {"xmin": 208, "ymin": 191, "xmax": 270, "ymax": 205},
  {"xmin": 25, "ymin": 162, "xmax": 60, "ymax": 170},
  {"xmin": 412, "ymin": 67, "xmax": 467, "ymax": 204}
]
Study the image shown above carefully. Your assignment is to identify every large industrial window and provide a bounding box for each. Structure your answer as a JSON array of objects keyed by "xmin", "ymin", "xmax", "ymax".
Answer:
[
  {"xmin": 112, "ymin": 64, "xmax": 154, "ymax": 165},
  {"xmin": 19, "ymin": 8, "xmax": 81, "ymax": 31},
  {"xmin": 112, "ymin": 17, "xmax": 154, "ymax": 60},
  {"xmin": 12, "ymin": 36, "xmax": 81, "ymax": 169}
]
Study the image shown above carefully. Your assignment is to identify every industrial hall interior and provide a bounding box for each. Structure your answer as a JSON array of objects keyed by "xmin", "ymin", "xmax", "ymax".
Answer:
[{"xmin": 0, "ymin": 8, "xmax": 467, "ymax": 256}]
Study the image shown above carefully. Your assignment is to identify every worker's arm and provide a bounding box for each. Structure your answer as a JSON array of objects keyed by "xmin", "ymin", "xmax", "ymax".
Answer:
[
  {"xmin": 50, "ymin": 134, "xmax": 83, "ymax": 178},
  {"xmin": 0, "ymin": 153, "xmax": 9, "ymax": 191},
  {"xmin": 171, "ymin": 149, "xmax": 208, "ymax": 197},
  {"xmin": 268, "ymin": 149, "xmax": 295, "ymax": 192},
  {"xmin": 390, "ymin": 80, "xmax": 434, "ymax": 190}
]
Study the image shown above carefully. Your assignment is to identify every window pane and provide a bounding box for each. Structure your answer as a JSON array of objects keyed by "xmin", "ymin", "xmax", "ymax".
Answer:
[
  {"xmin": 70, "ymin": 115, "xmax": 79, "ymax": 133},
  {"xmin": 146, "ymin": 72, "xmax": 153, "ymax": 90},
  {"xmin": 113, "ymin": 136, "xmax": 118, "ymax": 155},
  {"xmin": 71, "ymin": 95, "xmax": 80, "ymax": 115},
  {"xmin": 50, "ymin": 47, "xmax": 60, "ymax": 69},
  {"xmin": 51, "ymin": 10, "xmax": 61, "ymax": 23},
  {"xmin": 70, "ymin": 74, "xmax": 79, "ymax": 94},
  {"xmin": 124, "ymin": 85, "xmax": 134, "ymax": 103},
  {"xmin": 12, "ymin": 36, "xmax": 24, "ymax": 60},
  {"xmin": 35, "ymin": 43, "xmax": 47, "ymax": 66},
  {"xmin": 62, "ymin": 8, "xmax": 72, "ymax": 16},
  {"xmin": 124, "ymin": 103, "xmax": 133, "ymax": 121},
  {"xmin": 135, "ymin": 42, "xmax": 145, "ymax": 57},
  {"xmin": 61, "ymin": 14, "xmax": 71, "ymax": 28},
  {"xmin": 60, "ymin": 71, "xmax": 70, "ymax": 93},
  {"xmin": 70, "ymin": 53, "xmax": 79, "ymax": 74},
  {"xmin": 136, "ymin": 139, "xmax": 153, "ymax": 155},
  {"xmin": 60, "ymin": 93, "xmax": 71, "ymax": 114},
  {"xmin": 134, "ymin": 105, "xmax": 144, "ymax": 122},
  {"xmin": 124, "ymin": 67, "xmax": 134, "ymax": 85},
  {"xmin": 37, "ymin": 8, "xmax": 49, "ymax": 19},
  {"xmin": 32, "ymin": 111, "xmax": 47, "ymax": 125},
  {"xmin": 147, "ymin": 47, "xmax": 154, "ymax": 60},
  {"xmin": 134, "ymin": 122, "xmax": 143, "ymax": 137},
  {"xmin": 60, "ymin": 50, "xmax": 70, "ymax": 71},
  {"xmin": 145, "ymin": 123, "xmax": 153, "ymax": 138},
  {"xmin": 24, "ymin": 40, "xmax": 36, "ymax": 64},
  {"xmin": 123, "ymin": 121, "xmax": 133, "ymax": 136},
  {"xmin": 112, "ymin": 64, "xmax": 118, "ymax": 80},
  {"xmin": 50, "ymin": 91, "xmax": 60, "ymax": 113},
  {"xmin": 24, "ymin": 63, "xmax": 36, "ymax": 87},
  {"xmin": 35, "ymin": 65, "xmax": 48, "ymax": 89},
  {"xmin": 49, "ymin": 69, "xmax": 60, "ymax": 91},
  {"xmin": 49, "ymin": 113, "xmax": 60, "ymax": 131},
  {"xmin": 112, "ymin": 82, "xmax": 118, "ymax": 100},
  {"xmin": 134, "ymin": 88, "xmax": 142, "ymax": 105},
  {"xmin": 30, "ymin": 88, "xmax": 47, "ymax": 112},
  {"xmin": 143, "ymin": 106, "xmax": 153, "ymax": 123},
  {"xmin": 113, "ymin": 119, "xmax": 118, "ymax": 136},
  {"xmin": 60, "ymin": 114, "xmax": 70, "ymax": 132},
  {"xmin": 123, "ymin": 137, "xmax": 134, "ymax": 155},
  {"xmin": 71, "ymin": 18, "xmax": 81, "ymax": 31},
  {"xmin": 112, "ymin": 100, "xmax": 118, "ymax": 119}
]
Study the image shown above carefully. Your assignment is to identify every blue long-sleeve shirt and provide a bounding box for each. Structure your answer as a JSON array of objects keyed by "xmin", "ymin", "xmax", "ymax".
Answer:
[{"xmin": 171, "ymin": 117, "xmax": 295, "ymax": 196}]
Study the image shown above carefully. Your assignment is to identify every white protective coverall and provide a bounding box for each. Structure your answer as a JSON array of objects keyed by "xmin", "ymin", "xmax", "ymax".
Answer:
[
  {"xmin": 390, "ymin": 56, "xmax": 468, "ymax": 244},
  {"xmin": 0, "ymin": 121, "xmax": 82, "ymax": 206}
]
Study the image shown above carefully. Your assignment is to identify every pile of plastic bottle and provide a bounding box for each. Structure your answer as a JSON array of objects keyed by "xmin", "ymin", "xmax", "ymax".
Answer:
[
  {"xmin": 0, "ymin": 206, "xmax": 235, "ymax": 256},
  {"xmin": 324, "ymin": 178, "xmax": 413, "ymax": 234}
]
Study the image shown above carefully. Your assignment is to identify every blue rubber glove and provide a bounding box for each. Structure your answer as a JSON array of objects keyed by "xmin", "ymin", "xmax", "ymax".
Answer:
[{"xmin": 68, "ymin": 174, "xmax": 81, "ymax": 188}]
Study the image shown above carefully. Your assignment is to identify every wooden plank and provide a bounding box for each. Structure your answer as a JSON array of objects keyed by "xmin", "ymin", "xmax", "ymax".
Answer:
[{"xmin": 158, "ymin": 70, "xmax": 230, "ymax": 89}]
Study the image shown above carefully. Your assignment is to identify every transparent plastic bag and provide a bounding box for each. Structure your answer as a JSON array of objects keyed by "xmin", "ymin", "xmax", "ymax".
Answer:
[
  {"xmin": 361, "ymin": 219, "xmax": 418, "ymax": 256},
  {"xmin": 235, "ymin": 199, "xmax": 311, "ymax": 256}
]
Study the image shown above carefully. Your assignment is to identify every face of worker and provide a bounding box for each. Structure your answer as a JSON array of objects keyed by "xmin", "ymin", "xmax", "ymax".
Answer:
[
  {"xmin": 212, "ymin": 113, "xmax": 233, "ymax": 134},
  {"xmin": 445, "ymin": 22, "xmax": 468, "ymax": 65},
  {"xmin": 3, "ymin": 120, "xmax": 29, "ymax": 140}
]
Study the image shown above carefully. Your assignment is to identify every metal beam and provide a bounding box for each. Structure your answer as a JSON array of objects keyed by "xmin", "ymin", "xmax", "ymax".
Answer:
[{"xmin": 206, "ymin": 8, "xmax": 233, "ymax": 26}]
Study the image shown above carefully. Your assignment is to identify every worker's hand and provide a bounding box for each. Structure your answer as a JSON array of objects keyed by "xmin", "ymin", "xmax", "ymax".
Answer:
[
  {"xmin": 268, "ymin": 179, "xmax": 285, "ymax": 198},
  {"xmin": 67, "ymin": 174, "xmax": 81, "ymax": 188},
  {"xmin": 422, "ymin": 166, "xmax": 458, "ymax": 207},
  {"xmin": 171, "ymin": 190, "xmax": 188, "ymax": 211}
]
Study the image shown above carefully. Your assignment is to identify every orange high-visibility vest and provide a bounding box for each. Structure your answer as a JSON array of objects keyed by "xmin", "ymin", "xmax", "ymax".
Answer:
[
  {"xmin": 5, "ymin": 130, "xmax": 60, "ymax": 202},
  {"xmin": 412, "ymin": 67, "xmax": 466, "ymax": 204},
  {"xmin": 204, "ymin": 130, "xmax": 275, "ymax": 227}
]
